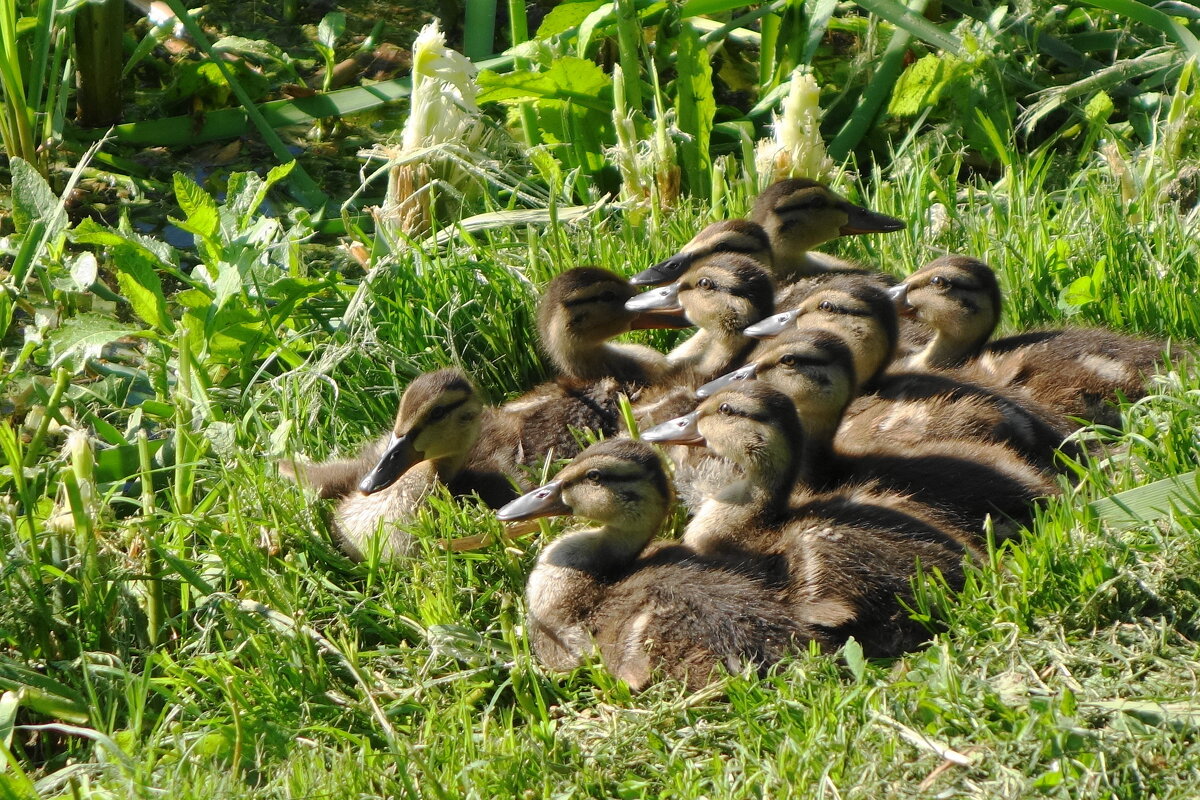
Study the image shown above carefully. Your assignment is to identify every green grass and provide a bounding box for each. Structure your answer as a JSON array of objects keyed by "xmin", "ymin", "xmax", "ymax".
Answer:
[{"xmin": 4, "ymin": 135, "xmax": 1200, "ymax": 798}]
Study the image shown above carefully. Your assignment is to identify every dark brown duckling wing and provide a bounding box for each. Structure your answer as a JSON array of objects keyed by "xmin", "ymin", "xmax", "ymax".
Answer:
[
  {"xmin": 592, "ymin": 544, "xmax": 829, "ymax": 690},
  {"xmin": 840, "ymin": 370, "xmax": 1078, "ymax": 472},
  {"xmin": 778, "ymin": 514, "xmax": 967, "ymax": 658},
  {"xmin": 978, "ymin": 328, "xmax": 1184, "ymax": 427}
]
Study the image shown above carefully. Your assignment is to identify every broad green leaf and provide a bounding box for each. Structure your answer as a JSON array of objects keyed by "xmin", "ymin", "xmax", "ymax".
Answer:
[
  {"xmin": 674, "ymin": 23, "xmax": 715, "ymax": 198},
  {"xmin": 317, "ymin": 12, "xmax": 346, "ymax": 50},
  {"xmin": 888, "ymin": 53, "xmax": 969, "ymax": 117},
  {"xmin": 1089, "ymin": 471, "xmax": 1200, "ymax": 530},
  {"xmin": 110, "ymin": 243, "xmax": 173, "ymax": 332},
  {"xmin": 95, "ymin": 439, "xmax": 168, "ymax": 483},
  {"xmin": 843, "ymin": 638, "xmax": 866, "ymax": 682},
  {"xmin": 9, "ymin": 157, "xmax": 61, "ymax": 238},
  {"xmin": 172, "ymin": 173, "xmax": 220, "ymax": 243},
  {"xmin": 536, "ymin": 0, "xmax": 605, "ymax": 38},
  {"xmin": 69, "ymin": 252, "xmax": 99, "ymax": 291},
  {"xmin": 478, "ymin": 56, "xmax": 612, "ymax": 113},
  {"xmin": 47, "ymin": 314, "xmax": 144, "ymax": 370},
  {"xmin": 212, "ymin": 260, "xmax": 244, "ymax": 312},
  {"xmin": 0, "ymin": 691, "xmax": 17, "ymax": 749}
]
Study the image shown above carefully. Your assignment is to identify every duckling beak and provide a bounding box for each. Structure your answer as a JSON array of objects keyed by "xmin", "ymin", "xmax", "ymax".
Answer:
[
  {"xmin": 885, "ymin": 283, "xmax": 916, "ymax": 316},
  {"xmin": 641, "ymin": 410, "xmax": 705, "ymax": 446},
  {"xmin": 743, "ymin": 310, "xmax": 798, "ymax": 339},
  {"xmin": 630, "ymin": 253, "xmax": 694, "ymax": 287},
  {"xmin": 839, "ymin": 205, "xmax": 905, "ymax": 235},
  {"xmin": 358, "ymin": 432, "xmax": 421, "ymax": 495},
  {"xmin": 625, "ymin": 283, "xmax": 682, "ymax": 313},
  {"xmin": 496, "ymin": 480, "xmax": 570, "ymax": 521},
  {"xmin": 695, "ymin": 363, "xmax": 759, "ymax": 398},
  {"xmin": 627, "ymin": 309, "xmax": 693, "ymax": 330}
]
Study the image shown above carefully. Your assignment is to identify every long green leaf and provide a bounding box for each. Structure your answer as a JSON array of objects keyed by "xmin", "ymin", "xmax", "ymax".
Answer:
[
  {"xmin": 854, "ymin": 0, "xmax": 965, "ymax": 55},
  {"xmin": 1082, "ymin": 0, "xmax": 1200, "ymax": 60},
  {"xmin": 674, "ymin": 23, "xmax": 715, "ymax": 198}
]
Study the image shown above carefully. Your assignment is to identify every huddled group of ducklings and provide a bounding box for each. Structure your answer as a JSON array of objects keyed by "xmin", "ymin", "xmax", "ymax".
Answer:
[{"xmin": 282, "ymin": 178, "xmax": 1185, "ymax": 690}]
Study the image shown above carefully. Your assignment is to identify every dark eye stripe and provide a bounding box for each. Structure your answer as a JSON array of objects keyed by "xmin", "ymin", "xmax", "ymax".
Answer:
[
  {"xmin": 431, "ymin": 396, "xmax": 469, "ymax": 419},
  {"xmin": 563, "ymin": 293, "xmax": 615, "ymax": 308},
  {"xmin": 818, "ymin": 303, "xmax": 872, "ymax": 317}
]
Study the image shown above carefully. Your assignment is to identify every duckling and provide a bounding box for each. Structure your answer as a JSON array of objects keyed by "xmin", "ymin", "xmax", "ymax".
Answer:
[
  {"xmin": 626, "ymin": 253, "xmax": 776, "ymax": 385},
  {"xmin": 282, "ymin": 369, "xmax": 511, "ymax": 560},
  {"xmin": 744, "ymin": 275, "xmax": 900, "ymax": 390},
  {"xmin": 498, "ymin": 438, "xmax": 830, "ymax": 690},
  {"xmin": 749, "ymin": 178, "xmax": 906, "ymax": 281},
  {"xmin": 720, "ymin": 319, "xmax": 1077, "ymax": 473},
  {"xmin": 630, "ymin": 180, "xmax": 904, "ymax": 287},
  {"xmin": 894, "ymin": 255, "xmax": 1186, "ymax": 427},
  {"xmin": 538, "ymin": 266, "xmax": 683, "ymax": 388},
  {"xmin": 642, "ymin": 382, "xmax": 973, "ymax": 657},
  {"xmin": 682, "ymin": 332, "xmax": 1057, "ymax": 536}
]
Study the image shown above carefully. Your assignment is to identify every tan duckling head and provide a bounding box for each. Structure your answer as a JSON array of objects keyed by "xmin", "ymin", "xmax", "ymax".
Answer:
[
  {"xmin": 537, "ymin": 266, "xmax": 686, "ymax": 383},
  {"xmin": 497, "ymin": 438, "xmax": 673, "ymax": 544},
  {"xmin": 630, "ymin": 220, "xmax": 773, "ymax": 287},
  {"xmin": 749, "ymin": 179, "xmax": 904, "ymax": 276},
  {"xmin": 672, "ymin": 254, "xmax": 777, "ymax": 337},
  {"xmin": 745, "ymin": 276, "xmax": 898, "ymax": 389},
  {"xmin": 892, "ymin": 255, "xmax": 1002, "ymax": 369},
  {"xmin": 358, "ymin": 369, "xmax": 485, "ymax": 495}
]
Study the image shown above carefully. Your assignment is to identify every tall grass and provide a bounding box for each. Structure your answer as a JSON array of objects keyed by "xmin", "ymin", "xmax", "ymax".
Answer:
[{"xmin": 3, "ymin": 131, "xmax": 1200, "ymax": 797}]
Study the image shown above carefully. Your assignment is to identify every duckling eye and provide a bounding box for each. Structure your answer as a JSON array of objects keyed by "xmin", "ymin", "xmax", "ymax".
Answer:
[
  {"xmin": 697, "ymin": 278, "xmax": 715, "ymax": 290},
  {"xmin": 586, "ymin": 469, "xmax": 602, "ymax": 483},
  {"xmin": 597, "ymin": 290, "xmax": 617, "ymax": 303},
  {"xmin": 430, "ymin": 406, "xmax": 449, "ymax": 421},
  {"xmin": 719, "ymin": 403, "xmax": 733, "ymax": 414},
  {"xmin": 817, "ymin": 300, "xmax": 835, "ymax": 312},
  {"xmin": 930, "ymin": 275, "xmax": 951, "ymax": 289},
  {"xmin": 779, "ymin": 353, "xmax": 798, "ymax": 367}
]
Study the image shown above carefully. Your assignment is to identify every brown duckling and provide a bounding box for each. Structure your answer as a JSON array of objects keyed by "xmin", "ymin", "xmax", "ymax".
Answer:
[
  {"xmin": 538, "ymin": 266, "xmax": 684, "ymax": 388},
  {"xmin": 643, "ymin": 382, "xmax": 973, "ymax": 657},
  {"xmin": 894, "ymin": 255, "xmax": 1185, "ymax": 428},
  {"xmin": 735, "ymin": 280, "xmax": 1076, "ymax": 471},
  {"xmin": 630, "ymin": 179, "xmax": 904, "ymax": 287},
  {"xmin": 625, "ymin": 253, "xmax": 776, "ymax": 385},
  {"xmin": 282, "ymin": 369, "xmax": 512, "ymax": 560},
  {"xmin": 680, "ymin": 333, "xmax": 1057, "ymax": 537},
  {"xmin": 498, "ymin": 438, "xmax": 830, "ymax": 690}
]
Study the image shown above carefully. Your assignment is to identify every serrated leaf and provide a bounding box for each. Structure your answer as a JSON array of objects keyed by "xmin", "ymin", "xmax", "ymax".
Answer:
[
  {"xmin": 478, "ymin": 57, "xmax": 611, "ymax": 113},
  {"xmin": 110, "ymin": 243, "xmax": 172, "ymax": 332},
  {"xmin": 537, "ymin": 0, "xmax": 606, "ymax": 38},
  {"xmin": 674, "ymin": 23, "xmax": 714, "ymax": 198},
  {"xmin": 47, "ymin": 315, "xmax": 142, "ymax": 370},
  {"xmin": 172, "ymin": 173, "xmax": 220, "ymax": 243},
  {"xmin": 577, "ymin": 1, "xmax": 615, "ymax": 56},
  {"xmin": 10, "ymin": 157, "xmax": 62, "ymax": 238}
]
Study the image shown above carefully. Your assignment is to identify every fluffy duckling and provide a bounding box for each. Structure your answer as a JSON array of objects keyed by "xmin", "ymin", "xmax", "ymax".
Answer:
[
  {"xmin": 538, "ymin": 266, "xmax": 683, "ymax": 388},
  {"xmin": 745, "ymin": 275, "xmax": 900, "ymax": 389},
  {"xmin": 894, "ymin": 255, "xmax": 1185, "ymax": 427},
  {"xmin": 626, "ymin": 253, "xmax": 776, "ymax": 385},
  {"xmin": 630, "ymin": 180, "xmax": 904, "ymax": 287},
  {"xmin": 723, "ymin": 314, "xmax": 1076, "ymax": 472},
  {"xmin": 643, "ymin": 382, "xmax": 972, "ymax": 657},
  {"xmin": 282, "ymin": 369, "xmax": 511, "ymax": 560},
  {"xmin": 499, "ymin": 438, "xmax": 829, "ymax": 690},
  {"xmin": 686, "ymin": 332, "xmax": 1057, "ymax": 536}
]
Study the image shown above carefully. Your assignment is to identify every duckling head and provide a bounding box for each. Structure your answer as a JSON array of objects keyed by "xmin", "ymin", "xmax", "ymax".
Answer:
[
  {"xmin": 630, "ymin": 220, "xmax": 773, "ymax": 287},
  {"xmin": 497, "ymin": 438, "xmax": 673, "ymax": 533},
  {"xmin": 894, "ymin": 255, "xmax": 1001, "ymax": 365},
  {"xmin": 746, "ymin": 277, "xmax": 897, "ymax": 389},
  {"xmin": 539, "ymin": 267, "xmax": 690, "ymax": 368},
  {"xmin": 673, "ymin": 254, "xmax": 776, "ymax": 337},
  {"xmin": 750, "ymin": 178, "xmax": 904, "ymax": 271},
  {"xmin": 645, "ymin": 382, "xmax": 802, "ymax": 482},
  {"xmin": 358, "ymin": 369, "xmax": 484, "ymax": 495}
]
